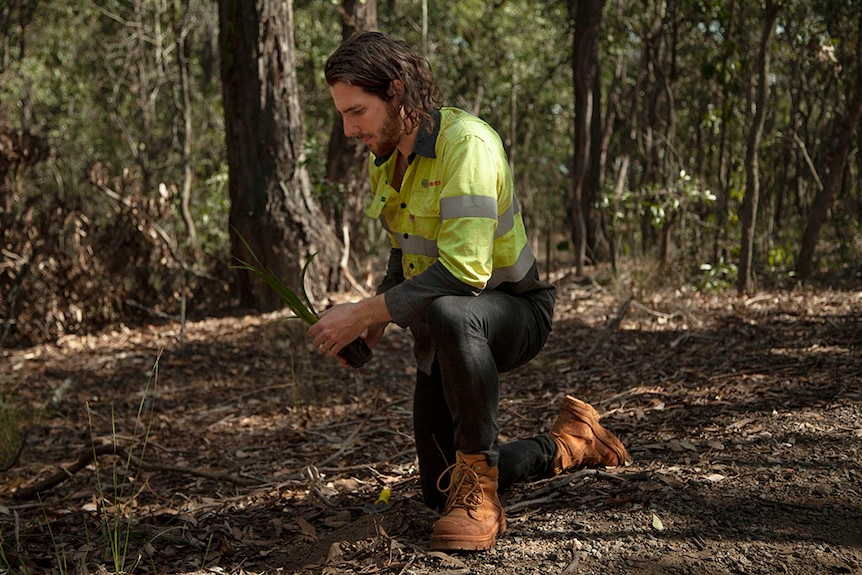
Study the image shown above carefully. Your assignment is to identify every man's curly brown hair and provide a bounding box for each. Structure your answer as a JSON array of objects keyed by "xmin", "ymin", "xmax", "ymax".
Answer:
[{"xmin": 324, "ymin": 31, "xmax": 441, "ymax": 135}]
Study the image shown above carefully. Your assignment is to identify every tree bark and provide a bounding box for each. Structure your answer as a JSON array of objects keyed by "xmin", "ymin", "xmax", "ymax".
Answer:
[
  {"xmin": 172, "ymin": 0, "xmax": 200, "ymax": 264},
  {"xmin": 737, "ymin": 1, "xmax": 779, "ymax": 294},
  {"xmin": 568, "ymin": 0, "xmax": 605, "ymax": 277},
  {"xmin": 796, "ymin": 61, "xmax": 862, "ymax": 281},
  {"xmin": 634, "ymin": 2, "xmax": 666, "ymax": 257},
  {"xmin": 219, "ymin": 0, "xmax": 340, "ymax": 310},
  {"xmin": 586, "ymin": 53, "xmax": 610, "ymax": 263}
]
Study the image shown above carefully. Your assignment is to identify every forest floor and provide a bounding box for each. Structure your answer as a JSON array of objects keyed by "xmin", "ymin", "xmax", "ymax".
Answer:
[{"xmin": 1, "ymin": 274, "xmax": 861, "ymax": 575}]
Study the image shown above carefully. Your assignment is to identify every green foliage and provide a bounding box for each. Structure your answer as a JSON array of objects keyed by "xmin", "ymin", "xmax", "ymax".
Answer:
[
  {"xmin": 698, "ymin": 258, "xmax": 738, "ymax": 291},
  {"xmin": 640, "ymin": 171, "xmax": 717, "ymax": 230},
  {"xmin": 199, "ymin": 165, "xmax": 231, "ymax": 259},
  {"xmin": 768, "ymin": 245, "xmax": 794, "ymax": 273}
]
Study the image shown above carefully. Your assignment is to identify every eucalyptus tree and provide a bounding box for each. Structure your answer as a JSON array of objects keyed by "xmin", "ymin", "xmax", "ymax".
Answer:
[{"xmin": 218, "ymin": 0, "xmax": 341, "ymax": 309}]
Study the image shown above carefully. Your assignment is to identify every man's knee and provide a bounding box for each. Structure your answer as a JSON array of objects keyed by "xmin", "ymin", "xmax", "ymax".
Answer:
[{"xmin": 427, "ymin": 296, "xmax": 473, "ymax": 336}]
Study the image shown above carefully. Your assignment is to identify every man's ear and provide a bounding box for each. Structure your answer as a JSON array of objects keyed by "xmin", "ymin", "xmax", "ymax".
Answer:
[{"xmin": 389, "ymin": 79, "xmax": 405, "ymax": 99}]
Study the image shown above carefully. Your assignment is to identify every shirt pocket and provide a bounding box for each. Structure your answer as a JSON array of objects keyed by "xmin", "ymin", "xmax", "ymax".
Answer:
[
  {"xmin": 407, "ymin": 188, "xmax": 440, "ymax": 217},
  {"xmin": 406, "ymin": 189, "xmax": 441, "ymax": 239}
]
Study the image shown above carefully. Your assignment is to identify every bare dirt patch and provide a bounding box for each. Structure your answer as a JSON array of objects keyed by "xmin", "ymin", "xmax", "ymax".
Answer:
[{"xmin": 2, "ymin": 282, "xmax": 861, "ymax": 574}]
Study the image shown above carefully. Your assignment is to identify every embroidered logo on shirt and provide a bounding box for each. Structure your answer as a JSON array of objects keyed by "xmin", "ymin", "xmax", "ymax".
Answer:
[{"xmin": 421, "ymin": 179, "xmax": 442, "ymax": 188}]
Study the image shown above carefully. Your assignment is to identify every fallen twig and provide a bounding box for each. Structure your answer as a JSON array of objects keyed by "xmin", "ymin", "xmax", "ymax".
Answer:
[
  {"xmin": 316, "ymin": 420, "xmax": 365, "ymax": 469},
  {"xmin": 588, "ymin": 294, "xmax": 633, "ymax": 355},
  {"xmin": 506, "ymin": 468, "xmax": 647, "ymax": 513},
  {"xmin": 560, "ymin": 550, "xmax": 581, "ymax": 575},
  {"xmin": 13, "ymin": 443, "xmax": 262, "ymax": 500}
]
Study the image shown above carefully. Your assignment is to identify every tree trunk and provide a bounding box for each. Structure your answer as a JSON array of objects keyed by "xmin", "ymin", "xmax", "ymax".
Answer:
[
  {"xmin": 595, "ymin": 51, "xmax": 624, "ymax": 270},
  {"xmin": 796, "ymin": 63, "xmax": 862, "ymax": 281},
  {"xmin": 737, "ymin": 1, "xmax": 779, "ymax": 294},
  {"xmin": 325, "ymin": 0, "xmax": 377, "ymax": 288},
  {"xmin": 172, "ymin": 0, "xmax": 200, "ymax": 264},
  {"xmin": 585, "ymin": 54, "xmax": 610, "ymax": 263},
  {"xmin": 219, "ymin": 0, "xmax": 340, "ymax": 310},
  {"xmin": 634, "ymin": 2, "xmax": 665, "ymax": 257},
  {"xmin": 568, "ymin": 0, "xmax": 605, "ymax": 277},
  {"xmin": 710, "ymin": 0, "xmax": 737, "ymax": 267}
]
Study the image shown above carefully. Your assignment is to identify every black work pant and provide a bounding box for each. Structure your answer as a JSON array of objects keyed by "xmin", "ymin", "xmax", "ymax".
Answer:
[{"xmin": 413, "ymin": 290, "xmax": 557, "ymax": 510}]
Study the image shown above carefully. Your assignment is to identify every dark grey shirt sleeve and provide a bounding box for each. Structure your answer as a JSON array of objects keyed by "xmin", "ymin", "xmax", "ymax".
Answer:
[{"xmin": 382, "ymin": 257, "xmax": 481, "ymax": 328}]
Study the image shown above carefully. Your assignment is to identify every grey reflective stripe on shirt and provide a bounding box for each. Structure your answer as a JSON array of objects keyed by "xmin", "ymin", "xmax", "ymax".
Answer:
[
  {"xmin": 487, "ymin": 242, "xmax": 536, "ymax": 289},
  {"xmin": 495, "ymin": 196, "xmax": 519, "ymax": 239},
  {"xmin": 440, "ymin": 195, "xmax": 521, "ymax": 239},
  {"xmin": 400, "ymin": 234, "xmax": 439, "ymax": 258},
  {"xmin": 440, "ymin": 195, "xmax": 497, "ymax": 220},
  {"xmin": 381, "ymin": 214, "xmax": 440, "ymax": 258}
]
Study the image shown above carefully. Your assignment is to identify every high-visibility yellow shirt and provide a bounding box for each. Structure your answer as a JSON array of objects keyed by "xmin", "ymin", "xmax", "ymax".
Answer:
[{"xmin": 366, "ymin": 107, "xmax": 535, "ymax": 295}]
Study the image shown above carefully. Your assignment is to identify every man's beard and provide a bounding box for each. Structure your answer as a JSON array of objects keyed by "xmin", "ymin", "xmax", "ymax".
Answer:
[{"xmin": 365, "ymin": 106, "xmax": 403, "ymax": 157}]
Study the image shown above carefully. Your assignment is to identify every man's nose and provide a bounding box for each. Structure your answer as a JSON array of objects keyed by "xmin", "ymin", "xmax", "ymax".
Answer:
[{"xmin": 343, "ymin": 120, "xmax": 360, "ymax": 138}]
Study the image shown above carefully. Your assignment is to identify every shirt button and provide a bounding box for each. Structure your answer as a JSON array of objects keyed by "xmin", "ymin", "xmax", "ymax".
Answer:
[
  {"xmin": 400, "ymin": 202, "xmax": 407, "ymax": 208},
  {"xmin": 403, "ymin": 233, "xmax": 409, "ymax": 239}
]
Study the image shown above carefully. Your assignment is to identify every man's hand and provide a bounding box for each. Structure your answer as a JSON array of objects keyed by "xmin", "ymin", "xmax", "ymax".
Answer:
[
  {"xmin": 363, "ymin": 321, "xmax": 388, "ymax": 349},
  {"xmin": 308, "ymin": 294, "xmax": 392, "ymax": 363}
]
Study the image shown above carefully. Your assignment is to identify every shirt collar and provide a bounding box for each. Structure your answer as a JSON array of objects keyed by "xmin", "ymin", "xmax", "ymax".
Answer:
[{"xmin": 373, "ymin": 108, "xmax": 441, "ymax": 167}]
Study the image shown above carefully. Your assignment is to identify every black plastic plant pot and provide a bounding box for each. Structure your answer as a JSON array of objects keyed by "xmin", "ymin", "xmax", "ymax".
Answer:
[{"xmin": 338, "ymin": 337, "xmax": 373, "ymax": 368}]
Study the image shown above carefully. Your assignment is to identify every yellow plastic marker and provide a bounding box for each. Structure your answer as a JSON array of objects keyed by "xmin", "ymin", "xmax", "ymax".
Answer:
[{"xmin": 375, "ymin": 488, "xmax": 391, "ymax": 507}]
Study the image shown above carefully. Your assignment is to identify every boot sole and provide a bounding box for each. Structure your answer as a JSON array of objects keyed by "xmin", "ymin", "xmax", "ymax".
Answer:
[
  {"xmin": 561, "ymin": 395, "xmax": 628, "ymax": 465},
  {"xmin": 430, "ymin": 517, "xmax": 506, "ymax": 552},
  {"xmin": 430, "ymin": 535, "xmax": 497, "ymax": 551}
]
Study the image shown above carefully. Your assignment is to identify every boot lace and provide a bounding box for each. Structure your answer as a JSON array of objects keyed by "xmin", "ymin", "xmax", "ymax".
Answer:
[{"xmin": 436, "ymin": 460, "xmax": 484, "ymax": 513}]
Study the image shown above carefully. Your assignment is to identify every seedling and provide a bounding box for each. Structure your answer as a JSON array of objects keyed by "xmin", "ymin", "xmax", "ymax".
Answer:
[{"xmin": 232, "ymin": 230, "xmax": 372, "ymax": 368}]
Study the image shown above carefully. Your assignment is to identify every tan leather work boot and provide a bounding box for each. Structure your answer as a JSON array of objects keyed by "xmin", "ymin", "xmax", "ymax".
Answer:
[
  {"xmin": 550, "ymin": 395, "xmax": 629, "ymax": 475},
  {"xmin": 430, "ymin": 451, "xmax": 506, "ymax": 551}
]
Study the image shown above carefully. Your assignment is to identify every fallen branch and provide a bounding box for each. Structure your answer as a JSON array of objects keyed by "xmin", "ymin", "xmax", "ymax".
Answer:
[
  {"xmin": 588, "ymin": 294, "xmax": 633, "ymax": 355},
  {"xmin": 316, "ymin": 420, "xmax": 366, "ymax": 469},
  {"xmin": 505, "ymin": 468, "xmax": 647, "ymax": 514},
  {"xmin": 13, "ymin": 443, "xmax": 262, "ymax": 500}
]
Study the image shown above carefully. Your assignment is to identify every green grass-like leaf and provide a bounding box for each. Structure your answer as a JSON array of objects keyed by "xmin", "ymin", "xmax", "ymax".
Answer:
[{"xmin": 232, "ymin": 229, "xmax": 320, "ymax": 325}]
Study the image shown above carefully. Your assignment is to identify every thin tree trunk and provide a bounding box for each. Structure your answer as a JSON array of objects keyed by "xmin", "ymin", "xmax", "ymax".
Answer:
[
  {"xmin": 173, "ymin": 0, "xmax": 199, "ymax": 262},
  {"xmin": 596, "ymin": 51, "xmax": 624, "ymax": 271},
  {"xmin": 568, "ymin": 0, "xmax": 605, "ymax": 277},
  {"xmin": 586, "ymin": 53, "xmax": 610, "ymax": 263},
  {"xmin": 796, "ymin": 63, "xmax": 862, "ymax": 281},
  {"xmin": 712, "ymin": 0, "xmax": 737, "ymax": 266},
  {"xmin": 738, "ymin": 1, "xmax": 779, "ymax": 293},
  {"xmin": 634, "ymin": 1, "xmax": 665, "ymax": 257}
]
